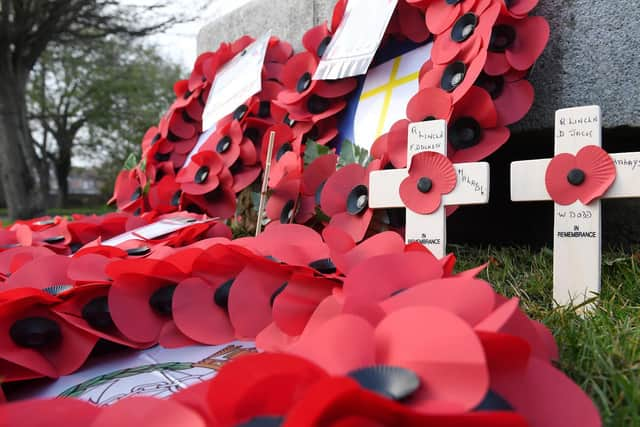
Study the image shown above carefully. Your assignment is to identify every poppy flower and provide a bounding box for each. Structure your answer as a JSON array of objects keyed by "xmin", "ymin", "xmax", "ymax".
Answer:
[
  {"xmin": 399, "ymin": 151, "xmax": 457, "ymax": 214},
  {"xmin": 106, "ymin": 258, "xmax": 195, "ymax": 348},
  {"xmin": 206, "ymin": 352, "xmax": 329, "ymax": 427},
  {"xmin": 431, "ymin": 1, "xmax": 501, "ymax": 65},
  {"xmin": 266, "ymin": 177, "xmax": 315, "ymax": 225},
  {"xmin": 282, "ymin": 94, "xmax": 348, "ymax": 126},
  {"xmin": 180, "ymin": 186, "xmax": 237, "ymax": 220},
  {"xmin": 320, "ymin": 160, "xmax": 382, "ymax": 242},
  {"xmin": 176, "ymin": 150, "xmax": 229, "ymax": 196},
  {"xmin": 301, "ymin": 153, "xmax": 339, "ymax": 206},
  {"xmin": 0, "ymin": 246, "xmax": 54, "ymax": 281},
  {"xmin": 68, "ymin": 213, "xmax": 129, "ymax": 245},
  {"xmin": 425, "ymin": 0, "xmax": 479, "ymax": 35},
  {"xmin": 270, "ymin": 102, "xmax": 315, "ymax": 141},
  {"xmin": 406, "ymin": 87, "xmax": 454, "ymax": 125},
  {"xmin": 484, "ymin": 15, "xmax": 550, "ymax": 75},
  {"xmin": 302, "ymin": 116, "xmax": 340, "ymax": 146},
  {"xmin": 544, "ymin": 145, "xmax": 616, "ymax": 205},
  {"xmin": 447, "ymin": 86, "xmax": 510, "ymax": 163},
  {"xmin": 474, "ymin": 69, "xmax": 534, "ymax": 126},
  {"xmin": 109, "ymin": 168, "xmax": 146, "ymax": 214},
  {"xmin": 148, "ymin": 174, "xmax": 182, "ymax": 214},
  {"xmin": 200, "ymin": 121, "xmax": 244, "ymax": 167},
  {"xmin": 11, "ymin": 218, "xmax": 72, "ymax": 253},
  {"xmin": 419, "ymin": 48, "xmax": 488, "ymax": 103},
  {"xmin": 0, "ymin": 228, "xmax": 19, "ymax": 251},
  {"xmin": 286, "ymin": 306, "xmax": 490, "ymax": 413},
  {"xmin": 253, "ymin": 223, "xmax": 331, "ymax": 270},
  {"xmin": 3, "ymin": 254, "xmax": 73, "ymax": 294},
  {"xmin": 0, "ymin": 288, "xmax": 98, "ymax": 382},
  {"xmin": 261, "ymin": 124, "xmax": 303, "ymax": 188},
  {"xmin": 382, "ymin": 119, "xmax": 411, "ymax": 169},
  {"xmin": 386, "ymin": 0, "xmax": 431, "ymax": 43}
]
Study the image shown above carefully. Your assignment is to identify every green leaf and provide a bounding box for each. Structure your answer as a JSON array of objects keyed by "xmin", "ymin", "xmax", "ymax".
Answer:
[
  {"xmin": 338, "ymin": 139, "xmax": 371, "ymax": 167},
  {"xmin": 303, "ymin": 139, "xmax": 331, "ymax": 165},
  {"xmin": 122, "ymin": 152, "xmax": 138, "ymax": 170}
]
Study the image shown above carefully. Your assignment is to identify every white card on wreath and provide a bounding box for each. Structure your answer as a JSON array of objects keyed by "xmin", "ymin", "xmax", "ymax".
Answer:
[
  {"xmin": 202, "ymin": 30, "xmax": 272, "ymax": 131},
  {"xmin": 10, "ymin": 342, "xmax": 255, "ymax": 405},
  {"xmin": 313, "ymin": 0, "xmax": 398, "ymax": 80},
  {"xmin": 101, "ymin": 216, "xmax": 213, "ymax": 247}
]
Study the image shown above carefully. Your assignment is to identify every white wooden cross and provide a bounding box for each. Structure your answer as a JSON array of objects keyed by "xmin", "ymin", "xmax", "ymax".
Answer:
[
  {"xmin": 511, "ymin": 105, "xmax": 640, "ymax": 307},
  {"xmin": 369, "ymin": 120, "xmax": 490, "ymax": 258}
]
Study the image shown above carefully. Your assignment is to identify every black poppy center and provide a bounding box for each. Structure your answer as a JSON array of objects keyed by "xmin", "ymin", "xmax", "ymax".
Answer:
[
  {"xmin": 270, "ymin": 282, "xmax": 288, "ymax": 307},
  {"xmin": 297, "ymin": 72, "xmax": 312, "ymax": 93},
  {"xmin": 475, "ymin": 72, "xmax": 505, "ymax": 99},
  {"xmin": 42, "ymin": 285, "xmax": 73, "ymax": 296},
  {"xmin": 149, "ymin": 285, "xmax": 177, "ymax": 317},
  {"xmin": 237, "ymin": 416, "xmax": 284, "ymax": 427},
  {"xmin": 567, "ymin": 168, "xmax": 586, "ymax": 186},
  {"xmin": 446, "ymin": 0, "xmax": 462, "ymax": 4},
  {"xmin": 315, "ymin": 180, "xmax": 326, "ymax": 205},
  {"xmin": 283, "ymin": 113, "xmax": 296, "ymax": 128},
  {"xmin": 127, "ymin": 246, "xmax": 151, "ymax": 257},
  {"xmin": 307, "ymin": 95, "xmax": 330, "ymax": 114},
  {"xmin": 346, "ymin": 184, "xmax": 369, "ymax": 216},
  {"xmin": 258, "ymin": 101, "xmax": 271, "ymax": 118},
  {"xmin": 233, "ymin": 104, "xmax": 249, "ymax": 121},
  {"xmin": 441, "ymin": 61, "xmax": 467, "ymax": 92},
  {"xmin": 183, "ymin": 89, "xmax": 193, "ymax": 100},
  {"xmin": 451, "ymin": 13, "xmax": 478, "ymax": 42},
  {"xmin": 348, "ymin": 366, "xmax": 420, "ymax": 401},
  {"xmin": 155, "ymin": 152, "xmax": 171, "ymax": 162},
  {"xmin": 417, "ymin": 177, "xmax": 433, "ymax": 193},
  {"xmin": 422, "ymin": 115, "xmax": 437, "ymax": 122},
  {"xmin": 82, "ymin": 296, "xmax": 115, "ymax": 331},
  {"xmin": 449, "ymin": 116, "xmax": 483, "ymax": 150},
  {"xmin": 489, "ymin": 25, "xmax": 516, "ymax": 53},
  {"xmin": 214, "ymin": 279, "xmax": 234, "ymax": 311},
  {"xmin": 43, "ymin": 235, "xmax": 65, "ymax": 244},
  {"xmin": 244, "ymin": 127, "xmax": 260, "ymax": 144},
  {"xmin": 171, "ymin": 190, "xmax": 182, "ymax": 207},
  {"xmin": 279, "ymin": 200, "xmax": 296, "ymax": 224},
  {"xmin": 276, "ymin": 142, "xmax": 293, "ymax": 161},
  {"xmin": 151, "ymin": 133, "xmax": 161, "ymax": 146},
  {"xmin": 131, "ymin": 187, "xmax": 142, "ymax": 201},
  {"xmin": 308, "ymin": 258, "xmax": 337, "ymax": 274},
  {"xmin": 317, "ymin": 36, "xmax": 332, "ymax": 58},
  {"xmin": 195, "ymin": 166, "xmax": 210, "ymax": 184},
  {"xmin": 474, "ymin": 390, "xmax": 513, "ymax": 411},
  {"xmin": 181, "ymin": 109, "xmax": 196, "ymax": 124},
  {"xmin": 10, "ymin": 317, "xmax": 62, "ymax": 349},
  {"xmin": 217, "ymin": 136, "xmax": 232, "ymax": 153},
  {"xmin": 167, "ymin": 131, "xmax": 181, "ymax": 142}
]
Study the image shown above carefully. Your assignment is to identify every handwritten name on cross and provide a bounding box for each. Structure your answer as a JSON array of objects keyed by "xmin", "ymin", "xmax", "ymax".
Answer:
[
  {"xmin": 511, "ymin": 105, "xmax": 640, "ymax": 307},
  {"xmin": 369, "ymin": 120, "xmax": 490, "ymax": 257}
]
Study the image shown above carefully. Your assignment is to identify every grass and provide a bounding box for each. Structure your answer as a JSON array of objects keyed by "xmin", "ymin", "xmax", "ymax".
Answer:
[{"xmin": 453, "ymin": 245, "xmax": 640, "ymax": 427}]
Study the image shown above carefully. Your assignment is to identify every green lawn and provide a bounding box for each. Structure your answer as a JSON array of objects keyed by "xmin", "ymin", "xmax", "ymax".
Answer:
[{"xmin": 453, "ymin": 245, "xmax": 640, "ymax": 427}]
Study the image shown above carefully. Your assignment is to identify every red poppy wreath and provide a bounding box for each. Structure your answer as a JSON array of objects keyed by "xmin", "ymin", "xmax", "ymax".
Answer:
[{"xmin": 0, "ymin": 1, "xmax": 604, "ymax": 427}]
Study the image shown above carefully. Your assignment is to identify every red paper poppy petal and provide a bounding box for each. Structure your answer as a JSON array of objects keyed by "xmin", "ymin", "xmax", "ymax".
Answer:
[
  {"xmin": 478, "ymin": 331, "xmax": 531, "ymax": 375},
  {"xmin": 400, "ymin": 177, "xmax": 442, "ymax": 214},
  {"xmin": 68, "ymin": 254, "xmax": 112, "ymax": 284},
  {"xmin": 288, "ymin": 314, "xmax": 376, "ymax": 375},
  {"xmin": 303, "ymin": 24, "xmax": 330, "ymax": 56},
  {"xmin": 452, "ymin": 49, "xmax": 488, "ymax": 103},
  {"xmin": 449, "ymin": 126, "xmax": 510, "ymax": 163},
  {"xmin": 172, "ymin": 278, "xmax": 236, "ymax": 344},
  {"xmin": 575, "ymin": 145, "xmax": 617, "ymax": 204},
  {"xmin": 506, "ymin": 17, "xmax": 550, "ymax": 71},
  {"xmin": 494, "ymin": 78, "xmax": 534, "ymax": 126},
  {"xmin": 328, "ymin": 210, "xmax": 373, "ymax": 243},
  {"xmin": 375, "ymin": 306, "xmax": 489, "ymax": 412},
  {"xmin": 158, "ymin": 321, "xmax": 198, "ymax": 349},
  {"xmin": 257, "ymin": 223, "xmax": 329, "ymax": 265},
  {"xmin": 256, "ymin": 321, "xmax": 298, "ymax": 352},
  {"xmin": 280, "ymin": 53, "xmax": 318, "ymax": 103},
  {"xmin": 108, "ymin": 276, "xmax": 169, "ymax": 343},
  {"xmin": 385, "ymin": 120, "xmax": 410, "ymax": 169},
  {"xmin": 0, "ymin": 398, "xmax": 100, "ymax": 427},
  {"xmin": 406, "ymin": 88, "xmax": 453, "ymax": 124},
  {"xmin": 4, "ymin": 255, "xmax": 72, "ymax": 291},
  {"xmin": 426, "ymin": 1, "xmax": 461, "ymax": 35},
  {"xmin": 332, "ymin": 231, "xmax": 406, "ymax": 275},
  {"xmin": 315, "ymin": 78, "xmax": 358, "ymax": 98},
  {"xmin": 454, "ymin": 86, "xmax": 497, "ymax": 128},
  {"xmin": 531, "ymin": 319, "xmax": 560, "ymax": 361},
  {"xmin": 208, "ymin": 353, "xmax": 327, "ymax": 425},
  {"xmin": 380, "ymin": 278, "xmax": 497, "ymax": 326},
  {"xmin": 484, "ymin": 51, "xmax": 511, "ymax": 76},
  {"xmin": 272, "ymin": 275, "xmax": 336, "ymax": 336},
  {"xmin": 92, "ymin": 396, "xmax": 206, "ymax": 427},
  {"xmin": 331, "ymin": 0, "xmax": 348, "ymax": 32},
  {"xmin": 302, "ymin": 154, "xmax": 339, "ymax": 196},
  {"xmin": 320, "ymin": 163, "xmax": 366, "ymax": 215},
  {"xmin": 475, "ymin": 298, "xmax": 549, "ymax": 360},
  {"xmin": 229, "ymin": 265, "xmax": 290, "ymax": 338},
  {"xmin": 343, "ymin": 251, "xmax": 443, "ymax": 304},
  {"xmin": 492, "ymin": 357, "xmax": 601, "ymax": 427},
  {"xmin": 544, "ymin": 153, "xmax": 579, "ymax": 205},
  {"xmin": 397, "ymin": 1, "xmax": 430, "ymax": 42}
]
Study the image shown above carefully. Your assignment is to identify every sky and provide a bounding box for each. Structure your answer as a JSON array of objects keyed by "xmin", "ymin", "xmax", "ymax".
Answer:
[{"xmin": 132, "ymin": 0, "xmax": 253, "ymax": 69}]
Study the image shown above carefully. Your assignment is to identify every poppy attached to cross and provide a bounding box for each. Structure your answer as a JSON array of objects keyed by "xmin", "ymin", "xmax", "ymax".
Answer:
[
  {"xmin": 369, "ymin": 120, "xmax": 490, "ymax": 257},
  {"xmin": 511, "ymin": 105, "xmax": 640, "ymax": 307}
]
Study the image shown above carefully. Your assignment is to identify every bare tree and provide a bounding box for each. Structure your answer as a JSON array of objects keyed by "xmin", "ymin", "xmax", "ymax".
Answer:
[{"xmin": 0, "ymin": 0, "xmax": 197, "ymax": 219}]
